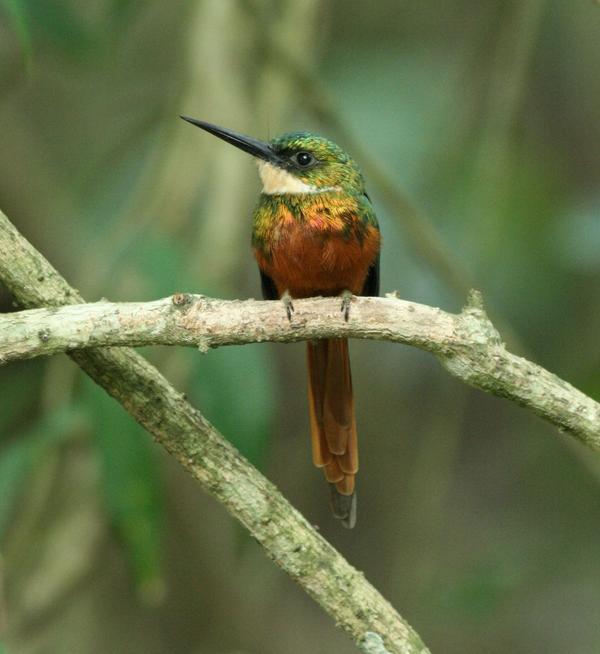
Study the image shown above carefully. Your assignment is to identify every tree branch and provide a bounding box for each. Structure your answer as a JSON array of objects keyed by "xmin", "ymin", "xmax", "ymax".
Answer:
[
  {"xmin": 0, "ymin": 208, "xmax": 430, "ymax": 654},
  {"xmin": 1, "ymin": 289, "xmax": 599, "ymax": 451}
]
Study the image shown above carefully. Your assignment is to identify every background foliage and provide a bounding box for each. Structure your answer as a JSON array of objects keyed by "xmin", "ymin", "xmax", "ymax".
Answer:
[{"xmin": 1, "ymin": 1, "xmax": 599, "ymax": 652}]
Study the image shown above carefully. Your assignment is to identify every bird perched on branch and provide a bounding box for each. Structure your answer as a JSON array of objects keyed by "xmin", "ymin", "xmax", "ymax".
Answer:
[{"xmin": 181, "ymin": 116, "xmax": 381, "ymax": 528}]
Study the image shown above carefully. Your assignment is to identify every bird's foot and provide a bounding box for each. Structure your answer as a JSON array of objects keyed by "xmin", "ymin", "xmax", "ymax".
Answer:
[
  {"xmin": 340, "ymin": 290, "xmax": 354, "ymax": 322},
  {"xmin": 281, "ymin": 291, "xmax": 295, "ymax": 322}
]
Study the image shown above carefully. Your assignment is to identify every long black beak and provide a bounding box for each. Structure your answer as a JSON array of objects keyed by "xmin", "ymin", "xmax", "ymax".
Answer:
[{"xmin": 180, "ymin": 116, "xmax": 282, "ymax": 166}]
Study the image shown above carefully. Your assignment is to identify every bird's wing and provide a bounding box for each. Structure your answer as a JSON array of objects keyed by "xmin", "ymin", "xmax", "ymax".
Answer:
[{"xmin": 259, "ymin": 268, "xmax": 279, "ymax": 300}]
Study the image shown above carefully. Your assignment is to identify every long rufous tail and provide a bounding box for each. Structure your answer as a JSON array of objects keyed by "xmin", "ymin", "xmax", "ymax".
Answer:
[{"xmin": 306, "ymin": 338, "xmax": 358, "ymax": 528}]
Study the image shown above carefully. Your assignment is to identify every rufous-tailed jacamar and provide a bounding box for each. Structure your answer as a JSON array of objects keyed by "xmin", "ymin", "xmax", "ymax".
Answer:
[{"xmin": 182, "ymin": 116, "xmax": 381, "ymax": 528}]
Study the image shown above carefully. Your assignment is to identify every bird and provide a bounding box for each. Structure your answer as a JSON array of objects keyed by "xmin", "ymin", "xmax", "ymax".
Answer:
[{"xmin": 181, "ymin": 116, "xmax": 381, "ymax": 528}]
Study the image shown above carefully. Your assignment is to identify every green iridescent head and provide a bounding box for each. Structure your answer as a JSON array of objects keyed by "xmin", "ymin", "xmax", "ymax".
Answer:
[
  {"xmin": 180, "ymin": 117, "xmax": 365, "ymax": 194},
  {"xmin": 261, "ymin": 131, "xmax": 364, "ymax": 193}
]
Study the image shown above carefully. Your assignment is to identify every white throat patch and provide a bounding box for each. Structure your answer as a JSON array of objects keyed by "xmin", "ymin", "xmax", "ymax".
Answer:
[{"xmin": 257, "ymin": 161, "xmax": 338, "ymax": 195}]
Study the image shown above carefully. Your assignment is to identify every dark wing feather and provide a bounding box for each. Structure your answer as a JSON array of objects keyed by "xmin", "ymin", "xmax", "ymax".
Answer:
[
  {"xmin": 259, "ymin": 269, "xmax": 279, "ymax": 300},
  {"xmin": 361, "ymin": 251, "xmax": 380, "ymax": 297}
]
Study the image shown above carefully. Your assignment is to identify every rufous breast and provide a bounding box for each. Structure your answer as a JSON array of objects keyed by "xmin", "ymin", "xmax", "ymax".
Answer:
[{"xmin": 254, "ymin": 204, "xmax": 380, "ymax": 298}]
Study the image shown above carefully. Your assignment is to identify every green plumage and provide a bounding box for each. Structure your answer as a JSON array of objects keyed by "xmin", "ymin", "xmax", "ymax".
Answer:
[
  {"xmin": 181, "ymin": 117, "xmax": 381, "ymax": 527},
  {"xmin": 251, "ymin": 132, "xmax": 378, "ymax": 257},
  {"xmin": 266, "ymin": 131, "xmax": 367, "ymax": 191}
]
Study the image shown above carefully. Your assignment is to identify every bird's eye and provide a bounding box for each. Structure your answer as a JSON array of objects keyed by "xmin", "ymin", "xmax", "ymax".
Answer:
[{"xmin": 293, "ymin": 151, "xmax": 315, "ymax": 167}]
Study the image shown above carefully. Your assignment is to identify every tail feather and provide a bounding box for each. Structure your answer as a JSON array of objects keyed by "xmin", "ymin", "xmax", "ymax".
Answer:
[
  {"xmin": 334, "ymin": 475, "xmax": 355, "ymax": 497},
  {"xmin": 307, "ymin": 339, "xmax": 358, "ymax": 528},
  {"xmin": 323, "ymin": 460, "xmax": 344, "ymax": 483},
  {"xmin": 338, "ymin": 425, "xmax": 358, "ymax": 474},
  {"xmin": 307, "ymin": 343, "xmax": 332, "ymax": 468},
  {"xmin": 329, "ymin": 484, "xmax": 357, "ymax": 529},
  {"xmin": 323, "ymin": 339, "xmax": 354, "ymax": 454}
]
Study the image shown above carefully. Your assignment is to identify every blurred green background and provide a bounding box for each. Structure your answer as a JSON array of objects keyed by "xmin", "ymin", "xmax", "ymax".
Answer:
[{"xmin": 1, "ymin": 1, "xmax": 600, "ymax": 652}]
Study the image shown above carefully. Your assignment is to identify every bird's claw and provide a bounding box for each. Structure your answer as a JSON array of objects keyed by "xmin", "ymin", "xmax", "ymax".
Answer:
[
  {"xmin": 340, "ymin": 290, "xmax": 353, "ymax": 322},
  {"xmin": 281, "ymin": 291, "xmax": 295, "ymax": 322}
]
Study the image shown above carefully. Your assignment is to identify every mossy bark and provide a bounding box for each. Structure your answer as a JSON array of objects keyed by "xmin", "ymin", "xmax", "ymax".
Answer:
[
  {"xmin": 2, "ymin": 272, "xmax": 599, "ymax": 452},
  {"xmin": 0, "ymin": 208, "xmax": 431, "ymax": 653}
]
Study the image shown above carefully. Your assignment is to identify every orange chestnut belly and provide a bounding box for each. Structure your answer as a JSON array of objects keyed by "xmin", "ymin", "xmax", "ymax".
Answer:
[{"xmin": 254, "ymin": 222, "xmax": 380, "ymax": 299}]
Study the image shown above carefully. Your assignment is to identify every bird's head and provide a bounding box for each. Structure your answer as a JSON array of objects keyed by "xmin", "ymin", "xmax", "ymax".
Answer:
[{"xmin": 181, "ymin": 117, "xmax": 365, "ymax": 195}]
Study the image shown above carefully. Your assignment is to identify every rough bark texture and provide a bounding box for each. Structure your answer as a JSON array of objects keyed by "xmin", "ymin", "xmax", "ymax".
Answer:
[
  {"xmin": 0, "ymin": 209, "xmax": 431, "ymax": 653},
  {"xmin": 1, "ymin": 290, "xmax": 599, "ymax": 452}
]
